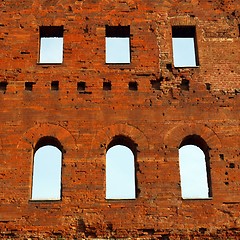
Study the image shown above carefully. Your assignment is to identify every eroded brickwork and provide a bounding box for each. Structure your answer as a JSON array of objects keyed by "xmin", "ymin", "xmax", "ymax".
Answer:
[{"xmin": 0, "ymin": 0, "xmax": 240, "ymax": 239}]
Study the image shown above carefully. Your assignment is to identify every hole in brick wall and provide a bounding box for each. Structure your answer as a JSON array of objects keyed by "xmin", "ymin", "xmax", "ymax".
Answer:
[
  {"xmin": 150, "ymin": 80, "xmax": 161, "ymax": 90},
  {"xmin": 180, "ymin": 79, "xmax": 189, "ymax": 91},
  {"xmin": 143, "ymin": 229, "xmax": 155, "ymax": 235},
  {"xmin": 77, "ymin": 219, "xmax": 86, "ymax": 232},
  {"xmin": 166, "ymin": 63, "xmax": 172, "ymax": 70},
  {"xmin": 219, "ymin": 154, "xmax": 224, "ymax": 160},
  {"xmin": 229, "ymin": 163, "xmax": 235, "ymax": 168},
  {"xmin": 199, "ymin": 228, "xmax": 207, "ymax": 234},
  {"xmin": 51, "ymin": 81, "xmax": 59, "ymax": 91},
  {"xmin": 0, "ymin": 81, "xmax": 8, "ymax": 92},
  {"xmin": 205, "ymin": 83, "xmax": 211, "ymax": 90},
  {"xmin": 129, "ymin": 81, "xmax": 138, "ymax": 91},
  {"xmin": 161, "ymin": 234, "xmax": 170, "ymax": 240},
  {"xmin": 77, "ymin": 81, "xmax": 86, "ymax": 91},
  {"xmin": 103, "ymin": 81, "xmax": 111, "ymax": 91},
  {"xmin": 25, "ymin": 82, "xmax": 35, "ymax": 91}
]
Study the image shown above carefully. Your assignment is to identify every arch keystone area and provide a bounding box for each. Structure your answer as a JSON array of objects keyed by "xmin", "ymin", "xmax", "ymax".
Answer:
[
  {"xmin": 17, "ymin": 123, "xmax": 77, "ymax": 152},
  {"xmin": 91, "ymin": 123, "xmax": 149, "ymax": 153},
  {"xmin": 164, "ymin": 123, "xmax": 221, "ymax": 149}
]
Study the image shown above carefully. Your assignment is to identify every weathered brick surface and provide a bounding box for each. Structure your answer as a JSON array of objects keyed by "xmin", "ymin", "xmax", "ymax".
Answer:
[{"xmin": 0, "ymin": 0, "xmax": 240, "ymax": 239}]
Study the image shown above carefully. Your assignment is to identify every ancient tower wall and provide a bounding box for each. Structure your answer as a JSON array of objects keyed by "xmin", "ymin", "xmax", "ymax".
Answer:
[{"xmin": 0, "ymin": 0, "xmax": 239, "ymax": 238}]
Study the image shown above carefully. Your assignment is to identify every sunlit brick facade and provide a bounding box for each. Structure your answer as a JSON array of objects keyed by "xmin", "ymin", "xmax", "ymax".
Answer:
[{"xmin": 0, "ymin": 0, "xmax": 239, "ymax": 238}]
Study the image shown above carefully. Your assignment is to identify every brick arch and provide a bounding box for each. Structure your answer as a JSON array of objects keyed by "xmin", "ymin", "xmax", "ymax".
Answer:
[
  {"xmin": 91, "ymin": 123, "xmax": 149, "ymax": 155},
  {"xmin": 164, "ymin": 123, "xmax": 221, "ymax": 149},
  {"xmin": 17, "ymin": 123, "xmax": 77, "ymax": 152}
]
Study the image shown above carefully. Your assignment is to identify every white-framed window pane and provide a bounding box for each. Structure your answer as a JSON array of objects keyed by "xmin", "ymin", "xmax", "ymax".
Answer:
[
  {"xmin": 31, "ymin": 145, "xmax": 62, "ymax": 200},
  {"xmin": 106, "ymin": 145, "xmax": 136, "ymax": 199},
  {"xmin": 106, "ymin": 38, "xmax": 130, "ymax": 64},
  {"xmin": 39, "ymin": 37, "xmax": 63, "ymax": 64},
  {"xmin": 172, "ymin": 38, "xmax": 196, "ymax": 67},
  {"xmin": 179, "ymin": 145, "xmax": 209, "ymax": 199}
]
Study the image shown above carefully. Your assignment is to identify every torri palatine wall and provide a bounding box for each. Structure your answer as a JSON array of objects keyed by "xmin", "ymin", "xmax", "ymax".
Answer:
[{"xmin": 0, "ymin": 0, "xmax": 240, "ymax": 239}]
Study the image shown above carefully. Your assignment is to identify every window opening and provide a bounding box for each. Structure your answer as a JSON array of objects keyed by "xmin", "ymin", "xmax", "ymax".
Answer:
[
  {"xmin": 39, "ymin": 26, "xmax": 64, "ymax": 64},
  {"xmin": 31, "ymin": 137, "xmax": 63, "ymax": 200},
  {"xmin": 172, "ymin": 26, "xmax": 198, "ymax": 67},
  {"xmin": 51, "ymin": 81, "xmax": 59, "ymax": 91},
  {"xmin": 106, "ymin": 136, "xmax": 136, "ymax": 200},
  {"xmin": 178, "ymin": 135, "xmax": 211, "ymax": 199},
  {"xmin": 105, "ymin": 25, "xmax": 130, "ymax": 64}
]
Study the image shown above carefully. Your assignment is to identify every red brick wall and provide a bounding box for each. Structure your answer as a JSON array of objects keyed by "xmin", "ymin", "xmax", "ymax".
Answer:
[{"xmin": 0, "ymin": 0, "xmax": 239, "ymax": 238}]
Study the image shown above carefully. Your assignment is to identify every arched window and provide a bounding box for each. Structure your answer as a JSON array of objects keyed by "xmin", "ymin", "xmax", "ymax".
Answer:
[
  {"xmin": 178, "ymin": 135, "xmax": 212, "ymax": 199},
  {"xmin": 31, "ymin": 137, "xmax": 63, "ymax": 200},
  {"xmin": 106, "ymin": 136, "xmax": 137, "ymax": 200}
]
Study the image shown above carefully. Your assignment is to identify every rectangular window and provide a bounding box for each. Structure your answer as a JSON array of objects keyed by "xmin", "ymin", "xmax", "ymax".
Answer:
[
  {"xmin": 172, "ymin": 26, "xmax": 198, "ymax": 67},
  {"xmin": 39, "ymin": 26, "xmax": 64, "ymax": 64},
  {"xmin": 105, "ymin": 25, "xmax": 130, "ymax": 64}
]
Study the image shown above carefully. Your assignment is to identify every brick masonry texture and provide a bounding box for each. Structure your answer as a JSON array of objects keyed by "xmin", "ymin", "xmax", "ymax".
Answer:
[{"xmin": 0, "ymin": 0, "xmax": 240, "ymax": 239}]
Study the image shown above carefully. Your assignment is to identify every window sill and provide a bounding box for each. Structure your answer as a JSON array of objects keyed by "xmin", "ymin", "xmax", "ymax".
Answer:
[
  {"xmin": 37, "ymin": 62, "xmax": 63, "ymax": 66},
  {"xmin": 106, "ymin": 63, "xmax": 132, "ymax": 69},
  {"xmin": 173, "ymin": 65, "xmax": 200, "ymax": 69},
  {"xmin": 29, "ymin": 199, "xmax": 61, "ymax": 203},
  {"xmin": 181, "ymin": 197, "xmax": 213, "ymax": 201},
  {"xmin": 105, "ymin": 198, "xmax": 137, "ymax": 202}
]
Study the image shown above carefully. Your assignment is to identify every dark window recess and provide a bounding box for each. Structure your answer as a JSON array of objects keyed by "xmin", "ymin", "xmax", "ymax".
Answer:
[
  {"xmin": 0, "ymin": 82, "xmax": 8, "ymax": 91},
  {"xmin": 40, "ymin": 26, "xmax": 63, "ymax": 38},
  {"xmin": 51, "ymin": 81, "xmax": 59, "ymax": 91},
  {"xmin": 180, "ymin": 79, "xmax": 189, "ymax": 91},
  {"xmin": 106, "ymin": 25, "xmax": 130, "ymax": 37},
  {"xmin": 172, "ymin": 26, "xmax": 196, "ymax": 38},
  {"xmin": 77, "ymin": 82, "xmax": 86, "ymax": 91},
  {"xmin": 103, "ymin": 81, "xmax": 111, "ymax": 91},
  {"xmin": 25, "ymin": 82, "xmax": 35, "ymax": 91},
  {"xmin": 129, "ymin": 81, "xmax": 138, "ymax": 91}
]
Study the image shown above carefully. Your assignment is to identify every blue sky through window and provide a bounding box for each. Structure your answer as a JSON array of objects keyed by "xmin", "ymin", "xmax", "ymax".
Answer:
[
  {"xmin": 106, "ymin": 145, "xmax": 136, "ymax": 199},
  {"xmin": 179, "ymin": 145, "xmax": 209, "ymax": 199},
  {"xmin": 31, "ymin": 145, "xmax": 62, "ymax": 200},
  {"xmin": 39, "ymin": 37, "xmax": 63, "ymax": 63},
  {"xmin": 172, "ymin": 38, "xmax": 196, "ymax": 67},
  {"xmin": 106, "ymin": 37, "xmax": 130, "ymax": 64}
]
